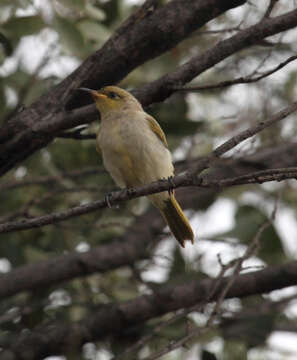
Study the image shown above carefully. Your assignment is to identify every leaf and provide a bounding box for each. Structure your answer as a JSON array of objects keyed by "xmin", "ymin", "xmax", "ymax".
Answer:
[
  {"xmin": 0, "ymin": 82, "xmax": 6, "ymax": 114},
  {"xmin": 53, "ymin": 16, "xmax": 86, "ymax": 57},
  {"xmin": 167, "ymin": 246, "xmax": 207, "ymax": 286},
  {"xmin": 0, "ymin": 0, "xmax": 31, "ymax": 12},
  {"xmin": 0, "ymin": 0, "xmax": 13, "ymax": 6},
  {"xmin": 149, "ymin": 95, "xmax": 203, "ymax": 139},
  {"xmin": 4, "ymin": 68, "xmax": 53, "ymax": 108},
  {"xmin": 202, "ymin": 350, "xmax": 218, "ymax": 360},
  {"xmin": 223, "ymin": 340, "xmax": 248, "ymax": 360},
  {"xmin": 56, "ymin": 0, "xmax": 85, "ymax": 12},
  {"xmin": 221, "ymin": 313, "xmax": 276, "ymax": 347},
  {"xmin": 2, "ymin": 15, "xmax": 45, "ymax": 40},
  {"xmin": 77, "ymin": 20, "xmax": 110, "ymax": 43},
  {"xmin": 0, "ymin": 234, "xmax": 26, "ymax": 267},
  {"xmin": 168, "ymin": 246, "xmax": 187, "ymax": 279},
  {"xmin": 0, "ymin": 32, "xmax": 13, "ymax": 56},
  {"xmin": 5, "ymin": 68, "xmax": 31, "ymax": 88},
  {"xmin": 85, "ymin": 3, "xmax": 106, "ymax": 21},
  {"xmin": 221, "ymin": 205, "xmax": 285, "ymax": 263}
]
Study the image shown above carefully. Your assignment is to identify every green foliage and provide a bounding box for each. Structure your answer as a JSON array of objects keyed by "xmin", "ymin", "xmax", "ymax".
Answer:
[
  {"xmin": 202, "ymin": 350, "xmax": 218, "ymax": 360},
  {"xmin": 1, "ymin": 1, "xmax": 297, "ymax": 360},
  {"xmin": 2, "ymin": 15, "xmax": 45, "ymax": 42},
  {"xmin": 221, "ymin": 313, "xmax": 276, "ymax": 348},
  {"xmin": 221, "ymin": 205, "xmax": 285, "ymax": 263},
  {"xmin": 149, "ymin": 94, "xmax": 203, "ymax": 142},
  {"xmin": 53, "ymin": 16, "xmax": 87, "ymax": 57}
]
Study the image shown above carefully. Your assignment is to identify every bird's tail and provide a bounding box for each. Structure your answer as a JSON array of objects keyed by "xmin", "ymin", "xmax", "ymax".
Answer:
[{"xmin": 149, "ymin": 193, "xmax": 194, "ymax": 247}]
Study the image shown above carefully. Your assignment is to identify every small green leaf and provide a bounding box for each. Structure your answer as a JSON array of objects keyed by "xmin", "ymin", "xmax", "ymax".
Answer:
[
  {"xmin": 149, "ymin": 95, "xmax": 202, "ymax": 139},
  {"xmin": 53, "ymin": 16, "xmax": 86, "ymax": 57},
  {"xmin": 5, "ymin": 68, "xmax": 31, "ymax": 88},
  {"xmin": 78, "ymin": 20, "xmax": 110, "ymax": 42},
  {"xmin": 202, "ymin": 350, "xmax": 218, "ymax": 360},
  {"xmin": 168, "ymin": 246, "xmax": 187, "ymax": 279},
  {"xmin": 0, "ymin": 82, "xmax": 6, "ymax": 111},
  {"xmin": 221, "ymin": 313, "xmax": 276, "ymax": 347},
  {"xmin": 221, "ymin": 205, "xmax": 285, "ymax": 263},
  {"xmin": 0, "ymin": 32, "xmax": 13, "ymax": 56},
  {"xmin": 0, "ymin": 0, "xmax": 13, "ymax": 6},
  {"xmin": 85, "ymin": 3, "xmax": 106, "ymax": 21},
  {"xmin": 56, "ymin": 0, "xmax": 86, "ymax": 12},
  {"xmin": 3, "ymin": 15, "xmax": 45, "ymax": 40}
]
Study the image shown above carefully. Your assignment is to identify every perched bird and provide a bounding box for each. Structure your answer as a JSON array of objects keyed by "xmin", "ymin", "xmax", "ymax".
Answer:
[{"xmin": 79, "ymin": 86, "xmax": 194, "ymax": 247}]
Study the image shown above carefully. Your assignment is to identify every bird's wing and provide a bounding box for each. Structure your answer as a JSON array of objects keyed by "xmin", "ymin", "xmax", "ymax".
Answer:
[{"xmin": 145, "ymin": 114, "xmax": 168, "ymax": 148}]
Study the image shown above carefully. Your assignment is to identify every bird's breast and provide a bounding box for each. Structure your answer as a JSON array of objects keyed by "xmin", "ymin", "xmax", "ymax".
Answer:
[
  {"xmin": 97, "ymin": 113, "xmax": 173, "ymax": 188},
  {"xmin": 98, "ymin": 115, "xmax": 149, "ymax": 156}
]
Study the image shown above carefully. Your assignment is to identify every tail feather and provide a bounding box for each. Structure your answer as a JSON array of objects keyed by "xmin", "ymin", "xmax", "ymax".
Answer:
[{"xmin": 159, "ymin": 195, "xmax": 194, "ymax": 247}]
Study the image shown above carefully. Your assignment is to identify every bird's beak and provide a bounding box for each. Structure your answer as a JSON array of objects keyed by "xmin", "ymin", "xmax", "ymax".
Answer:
[{"xmin": 78, "ymin": 87, "xmax": 107, "ymax": 100}]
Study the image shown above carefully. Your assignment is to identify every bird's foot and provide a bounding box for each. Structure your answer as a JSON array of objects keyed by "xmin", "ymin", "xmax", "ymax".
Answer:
[
  {"xmin": 105, "ymin": 192, "xmax": 114, "ymax": 208},
  {"xmin": 126, "ymin": 187, "xmax": 137, "ymax": 197},
  {"xmin": 161, "ymin": 176, "xmax": 175, "ymax": 195}
]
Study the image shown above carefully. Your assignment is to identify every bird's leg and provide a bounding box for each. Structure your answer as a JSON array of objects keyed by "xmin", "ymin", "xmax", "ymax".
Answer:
[
  {"xmin": 104, "ymin": 192, "xmax": 114, "ymax": 208},
  {"xmin": 167, "ymin": 176, "xmax": 176, "ymax": 195},
  {"xmin": 161, "ymin": 176, "xmax": 175, "ymax": 195},
  {"xmin": 105, "ymin": 188, "xmax": 135, "ymax": 209},
  {"xmin": 126, "ymin": 187, "xmax": 137, "ymax": 197}
]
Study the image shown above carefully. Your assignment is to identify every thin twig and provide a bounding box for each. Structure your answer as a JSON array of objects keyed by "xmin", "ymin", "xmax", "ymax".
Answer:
[
  {"xmin": 144, "ymin": 196, "xmax": 279, "ymax": 360},
  {"xmin": 194, "ymin": 25, "xmax": 241, "ymax": 35},
  {"xmin": 263, "ymin": 0, "xmax": 280, "ymax": 19},
  {"xmin": 56, "ymin": 126, "xmax": 96, "ymax": 140},
  {"xmin": 201, "ymin": 167, "xmax": 297, "ymax": 187},
  {"xmin": 174, "ymin": 55, "xmax": 297, "ymax": 92},
  {"xmin": 0, "ymin": 167, "xmax": 104, "ymax": 191},
  {"xmin": 1, "ymin": 102, "xmax": 297, "ymax": 234}
]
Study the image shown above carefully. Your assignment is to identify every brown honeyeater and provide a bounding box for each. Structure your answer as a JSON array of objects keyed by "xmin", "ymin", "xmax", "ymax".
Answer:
[{"xmin": 79, "ymin": 86, "xmax": 194, "ymax": 247}]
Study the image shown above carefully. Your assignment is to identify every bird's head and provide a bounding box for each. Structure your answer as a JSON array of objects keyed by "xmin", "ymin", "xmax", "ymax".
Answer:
[{"xmin": 78, "ymin": 86, "xmax": 142, "ymax": 117}]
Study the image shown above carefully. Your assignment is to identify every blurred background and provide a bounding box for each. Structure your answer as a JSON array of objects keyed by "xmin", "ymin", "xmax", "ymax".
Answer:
[{"xmin": 1, "ymin": 0, "xmax": 297, "ymax": 359}]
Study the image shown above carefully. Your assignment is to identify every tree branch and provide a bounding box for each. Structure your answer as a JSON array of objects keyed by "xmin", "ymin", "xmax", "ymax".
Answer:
[
  {"xmin": 1, "ymin": 100, "xmax": 297, "ymax": 234},
  {"xmin": 172, "ymin": 55, "xmax": 297, "ymax": 92},
  {"xmin": 263, "ymin": 0, "xmax": 280, "ymax": 18},
  {"xmin": 202, "ymin": 167, "xmax": 297, "ymax": 187},
  {"xmin": 0, "ymin": 141, "xmax": 296, "ymax": 302},
  {"xmin": 0, "ymin": 167, "xmax": 103, "ymax": 191},
  {"xmin": 0, "ymin": 232, "xmax": 149, "ymax": 299},
  {"xmin": 133, "ymin": 7, "xmax": 297, "ymax": 105},
  {"xmin": 0, "ymin": 0, "xmax": 247, "ymax": 176},
  {"xmin": 4, "ymin": 261, "xmax": 297, "ymax": 359},
  {"xmin": 3, "ymin": 3, "xmax": 295, "ymax": 159}
]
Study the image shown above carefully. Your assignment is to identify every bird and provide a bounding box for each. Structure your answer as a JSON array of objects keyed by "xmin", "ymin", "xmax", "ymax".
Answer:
[{"xmin": 79, "ymin": 86, "xmax": 194, "ymax": 247}]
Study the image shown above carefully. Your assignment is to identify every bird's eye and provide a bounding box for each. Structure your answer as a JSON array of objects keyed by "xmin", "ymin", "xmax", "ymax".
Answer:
[{"xmin": 109, "ymin": 92, "xmax": 119, "ymax": 99}]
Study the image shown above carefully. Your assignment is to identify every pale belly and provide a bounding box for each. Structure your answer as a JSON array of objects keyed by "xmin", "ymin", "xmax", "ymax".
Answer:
[{"xmin": 97, "ymin": 117, "xmax": 174, "ymax": 189}]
